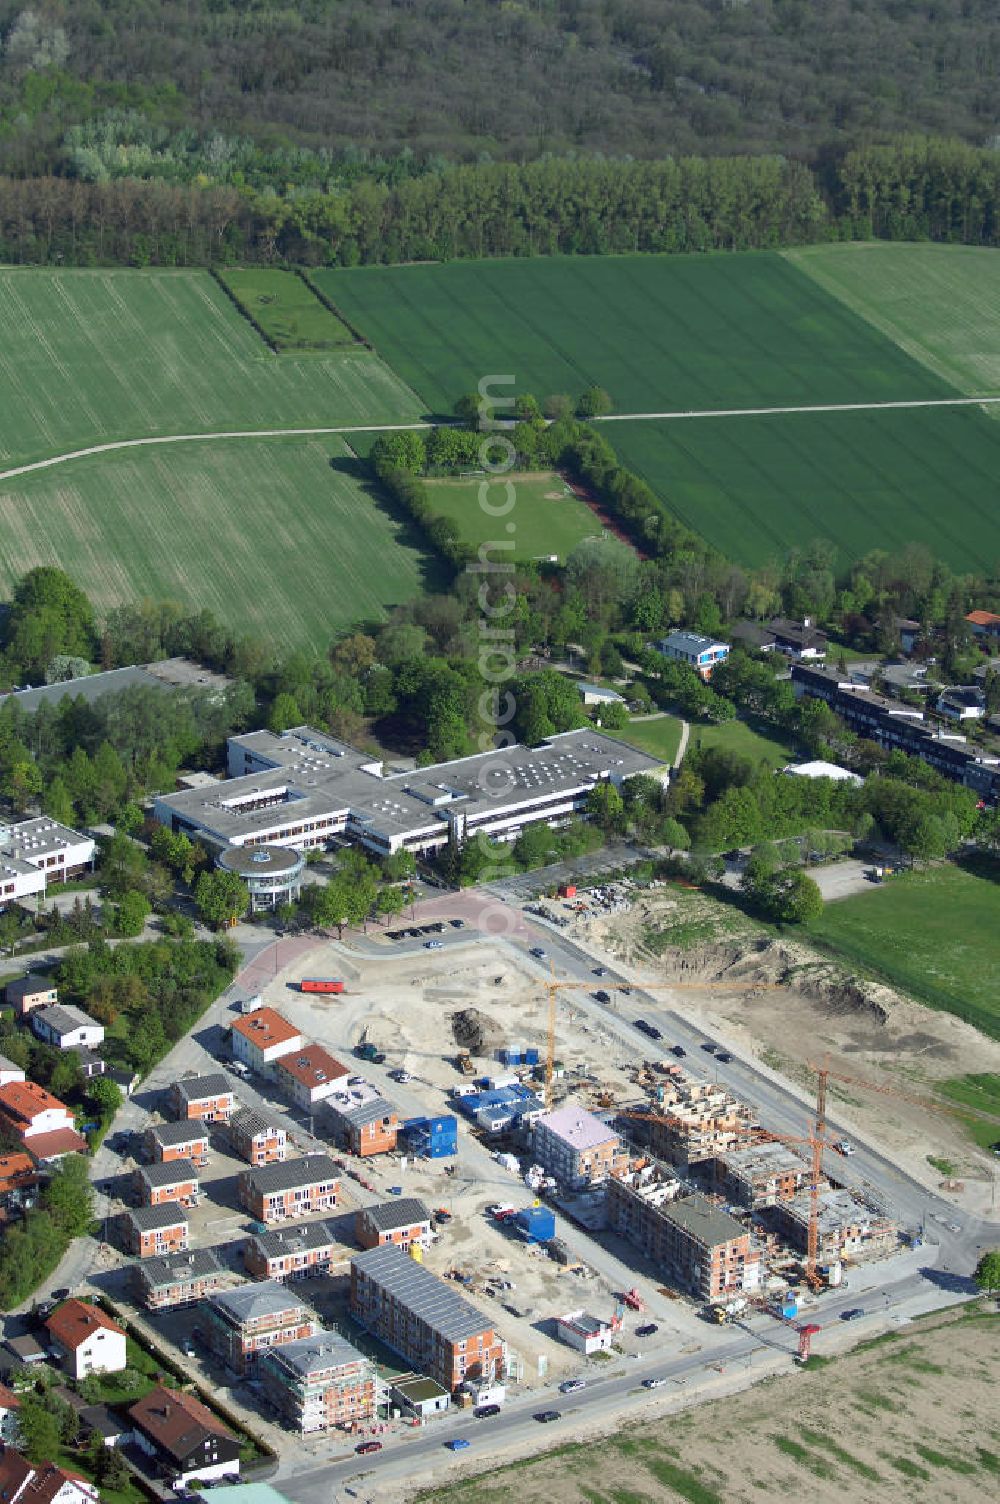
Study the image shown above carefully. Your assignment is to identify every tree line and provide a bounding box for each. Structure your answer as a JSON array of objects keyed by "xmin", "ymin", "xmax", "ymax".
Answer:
[{"xmin": 6, "ymin": 140, "xmax": 1000, "ymax": 267}]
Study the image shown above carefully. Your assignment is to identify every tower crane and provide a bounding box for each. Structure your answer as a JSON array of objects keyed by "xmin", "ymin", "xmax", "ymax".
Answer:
[{"xmin": 535, "ymin": 964, "xmax": 785, "ymax": 1107}]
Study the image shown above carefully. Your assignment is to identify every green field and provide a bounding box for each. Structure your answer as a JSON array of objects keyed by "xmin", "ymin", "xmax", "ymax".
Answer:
[
  {"xmin": 618, "ymin": 714, "xmax": 685, "ymax": 764},
  {"xmin": 319, "ymin": 252, "xmax": 948, "ymax": 417},
  {"xmin": 688, "ymin": 717, "xmax": 800, "ymax": 766},
  {"xmin": 218, "ymin": 268, "xmax": 359, "ymax": 351},
  {"xmin": 808, "ymin": 861, "xmax": 1000, "ymax": 1039},
  {"xmin": 609, "ymin": 405, "xmax": 1000, "ymax": 570},
  {"xmin": 0, "ymin": 269, "xmax": 420, "ymax": 468},
  {"xmin": 0, "ymin": 437, "xmax": 439, "ymax": 647},
  {"xmin": 788, "ymin": 243, "xmax": 1000, "ymax": 396},
  {"xmin": 421, "ymin": 471, "xmax": 601, "ymax": 561},
  {"xmin": 319, "ymin": 250, "xmax": 1000, "ymax": 568}
]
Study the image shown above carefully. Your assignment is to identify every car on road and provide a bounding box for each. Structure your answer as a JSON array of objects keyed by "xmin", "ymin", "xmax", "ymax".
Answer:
[
  {"xmin": 558, "ymin": 1378, "xmax": 586, "ymax": 1394},
  {"xmin": 593, "ymin": 966, "xmax": 607, "ymax": 976},
  {"xmin": 229, "ymin": 1060, "xmax": 250, "ymax": 1078},
  {"xmin": 388, "ymin": 1068, "xmax": 412, "ymax": 1083},
  {"xmin": 355, "ymin": 1440, "xmax": 383, "ymax": 1454},
  {"xmin": 840, "ymin": 1308, "xmax": 865, "ymax": 1321},
  {"xmin": 642, "ymin": 1377, "xmax": 668, "ymax": 1390},
  {"xmin": 530, "ymin": 947, "xmax": 547, "ymax": 958},
  {"xmin": 445, "ymin": 1438, "xmax": 471, "ymax": 1451},
  {"xmin": 716, "ymin": 1052, "xmax": 732, "ymax": 1064},
  {"xmin": 636, "ymin": 1323, "xmax": 659, "ymax": 1336},
  {"xmin": 634, "ymin": 1019, "xmax": 662, "ymax": 1040},
  {"xmin": 534, "ymin": 1410, "xmax": 562, "ymax": 1423},
  {"xmin": 594, "ymin": 990, "xmax": 611, "ymax": 1003},
  {"xmin": 834, "ymin": 1140, "xmax": 855, "ymax": 1155},
  {"xmin": 474, "ymin": 1403, "xmax": 502, "ymax": 1417},
  {"xmin": 450, "ymin": 919, "xmax": 464, "ymax": 928},
  {"xmin": 50, "ymin": 1288, "xmax": 70, "ymax": 1301},
  {"xmin": 180, "ymin": 1338, "xmax": 197, "ymax": 1358},
  {"xmin": 701, "ymin": 1041, "xmax": 717, "ymax": 1054},
  {"xmin": 424, "ymin": 939, "xmax": 443, "ymax": 949},
  {"xmin": 670, "ymin": 1045, "xmax": 686, "ymax": 1058}
]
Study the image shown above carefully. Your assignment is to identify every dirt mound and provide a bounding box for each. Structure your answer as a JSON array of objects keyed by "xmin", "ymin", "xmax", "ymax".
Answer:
[
  {"xmin": 663, "ymin": 937, "xmax": 893, "ymax": 1025},
  {"xmin": 450, "ymin": 1007, "xmax": 502, "ymax": 1055}
]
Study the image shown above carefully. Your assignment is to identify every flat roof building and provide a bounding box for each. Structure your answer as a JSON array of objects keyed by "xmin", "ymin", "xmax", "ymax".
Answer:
[
  {"xmin": 153, "ymin": 724, "xmax": 662, "ymax": 858},
  {"xmin": 627, "ymin": 1076, "xmax": 758, "ymax": 1169},
  {"xmin": 531, "ymin": 1106, "xmax": 622, "ymax": 1189},
  {"xmin": 351, "ymin": 1244, "xmax": 506, "ymax": 1394},
  {"xmin": 775, "ymin": 1188, "xmax": 896, "ymax": 1261},
  {"xmin": 654, "ymin": 631, "xmax": 730, "ymax": 680},
  {"xmin": 0, "ymin": 818, "xmax": 95, "ymax": 907},
  {"xmin": 719, "ymin": 1141, "xmax": 815, "ymax": 1208}
]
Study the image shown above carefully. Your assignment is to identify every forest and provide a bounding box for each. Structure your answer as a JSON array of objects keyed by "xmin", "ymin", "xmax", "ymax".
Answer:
[{"xmin": 1, "ymin": 1, "xmax": 999, "ymax": 173}]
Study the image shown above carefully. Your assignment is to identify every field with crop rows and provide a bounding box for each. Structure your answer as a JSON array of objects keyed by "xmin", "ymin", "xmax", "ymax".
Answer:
[
  {"xmin": 787, "ymin": 243, "xmax": 1000, "ymax": 396},
  {"xmin": 421, "ymin": 471, "xmax": 601, "ymax": 562},
  {"xmin": 319, "ymin": 251, "xmax": 949, "ymax": 416},
  {"xmin": 217, "ymin": 268, "xmax": 359, "ymax": 351},
  {"xmin": 0, "ymin": 269, "xmax": 420, "ymax": 468},
  {"xmin": 0, "ymin": 437, "xmax": 439, "ymax": 648},
  {"xmin": 322, "ymin": 250, "xmax": 1000, "ymax": 570},
  {"xmin": 609, "ymin": 405, "xmax": 1000, "ymax": 570}
]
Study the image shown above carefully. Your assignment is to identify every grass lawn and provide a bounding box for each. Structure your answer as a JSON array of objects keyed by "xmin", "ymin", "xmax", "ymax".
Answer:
[
  {"xmin": 0, "ymin": 268, "xmax": 421, "ymax": 469},
  {"xmin": 218, "ymin": 267, "xmax": 359, "ymax": 351},
  {"xmin": 936, "ymin": 1074, "xmax": 1000, "ymax": 1150},
  {"xmin": 807, "ymin": 861, "xmax": 1000, "ymax": 1039},
  {"xmin": 0, "ymin": 435, "xmax": 440, "ymax": 647},
  {"xmin": 617, "ymin": 714, "xmax": 685, "ymax": 765},
  {"xmin": 787, "ymin": 243, "xmax": 1000, "ymax": 396},
  {"xmin": 421, "ymin": 470, "xmax": 601, "ymax": 562},
  {"xmin": 688, "ymin": 717, "xmax": 799, "ymax": 767}
]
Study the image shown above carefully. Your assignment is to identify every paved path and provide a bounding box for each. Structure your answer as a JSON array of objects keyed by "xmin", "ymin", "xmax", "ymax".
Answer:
[{"xmin": 6, "ymin": 392, "xmax": 1000, "ymax": 484}]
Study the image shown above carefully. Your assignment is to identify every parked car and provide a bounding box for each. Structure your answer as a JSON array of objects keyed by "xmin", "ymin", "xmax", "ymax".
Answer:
[
  {"xmin": 593, "ymin": 966, "xmax": 607, "ymax": 976},
  {"xmin": 634, "ymin": 1019, "xmax": 662, "ymax": 1040},
  {"xmin": 450, "ymin": 919, "xmax": 464, "ymax": 928},
  {"xmin": 642, "ymin": 1377, "xmax": 668, "ymax": 1390},
  {"xmin": 670, "ymin": 1045, "xmax": 686, "ymax": 1058},
  {"xmin": 558, "ymin": 1379, "xmax": 586, "ymax": 1394},
  {"xmin": 841, "ymin": 1308, "xmax": 865, "ymax": 1322},
  {"xmin": 636, "ymin": 1323, "xmax": 659, "ymax": 1336},
  {"xmin": 834, "ymin": 1140, "xmax": 856, "ymax": 1156},
  {"xmin": 534, "ymin": 1410, "xmax": 562, "ymax": 1423},
  {"xmin": 594, "ymin": 990, "xmax": 611, "ymax": 1003},
  {"xmin": 425, "ymin": 939, "xmax": 443, "ymax": 949},
  {"xmin": 700, "ymin": 1041, "xmax": 717, "ymax": 1054},
  {"xmin": 716, "ymin": 1052, "xmax": 732, "ymax": 1064},
  {"xmin": 530, "ymin": 947, "xmax": 547, "ymax": 958},
  {"xmin": 355, "ymin": 1440, "xmax": 383, "ymax": 1454},
  {"xmin": 474, "ymin": 1403, "xmax": 502, "ymax": 1418},
  {"xmin": 388, "ymin": 1068, "xmax": 412, "ymax": 1083}
]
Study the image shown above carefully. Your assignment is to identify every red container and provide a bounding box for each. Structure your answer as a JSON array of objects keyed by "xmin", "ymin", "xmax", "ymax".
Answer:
[{"xmin": 300, "ymin": 978, "xmax": 344, "ymax": 994}]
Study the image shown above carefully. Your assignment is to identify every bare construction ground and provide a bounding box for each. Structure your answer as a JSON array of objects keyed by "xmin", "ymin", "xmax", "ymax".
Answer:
[
  {"xmin": 413, "ymin": 1302, "xmax": 1000, "ymax": 1504},
  {"xmin": 586, "ymin": 883, "xmax": 1000, "ymax": 1213}
]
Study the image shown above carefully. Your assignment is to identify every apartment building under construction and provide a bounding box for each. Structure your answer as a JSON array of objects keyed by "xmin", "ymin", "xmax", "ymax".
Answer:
[
  {"xmin": 718, "ymin": 1141, "xmax": 817, "ymax": 1208},
  {"xmin": 774, "ymin": 1187, "xmax": 897, "ymax": 1262},
  {"xmin": 631, "ymin": 1078, "xmax": 758, "ymax": 1169},
  {"xmin": 607, "ymin": 1160, "xmax": 762, "ymax": 1301}
]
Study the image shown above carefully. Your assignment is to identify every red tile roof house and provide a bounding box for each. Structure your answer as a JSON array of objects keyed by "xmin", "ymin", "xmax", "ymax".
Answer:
[
  {"xmin": 143, "ymin": 1120, "xmax": 209, "ymax": 1166},
  {"xmin": 44, "ymin": 1300, "xmax": 127, "ymax": 1381},
  {"xmin": 967, "ymin": 609, "xmax": 1000, "ymax": 643},
  {"xmin": 0, "ymin": 1449, "xmax": 98, "ymax": 1504},
  {"xmin": 134, "ymin": 1159, "xmax": 200, "ymax": 1208},
  {"xmin": 203, "ymin": 1280, "xmax": 318, "ymax": 1375},
  {"xmin": 128, "ymin": 1385, "xmax": 241, "ymax": 1489},
  {"xmin": 228, "ymin": 1106, "xmax": 287, "ymax": 1166},
  {"xmin": 0, "ymin": 1381, "xmax": 21, "ymax": 1443},
  {"xmin": 0, "ymin": 1081, "xmax": 87, "ymax": 1163},
  {"xmin": 124, "ymin": 1204, "xmax": 189, "ymax": 1258},
  {"xmin": 168, "ymin": 1074, "xmax": 234, "ymax": 1123},
  {"xmin": 274, "ymin": 1045, "xmax": 350, "ymax": 1111},
  {"xmin": 230, "ymin": 1007, "xmax": 303, "ymax": 1075},
  {"xmin": 237, "ymin": 1154, "xmax": 339, "ymax": 1224}
]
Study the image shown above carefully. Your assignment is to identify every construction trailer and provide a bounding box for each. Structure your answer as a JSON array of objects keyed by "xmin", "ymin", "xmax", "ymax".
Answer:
[
  {"xmin": 399, "ymin": 1116, "xmax": 458, "ymax": 1159},
  {"xmin": 515, "ymin": 1206, "xmax": 556, "ymax": 1244}
]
